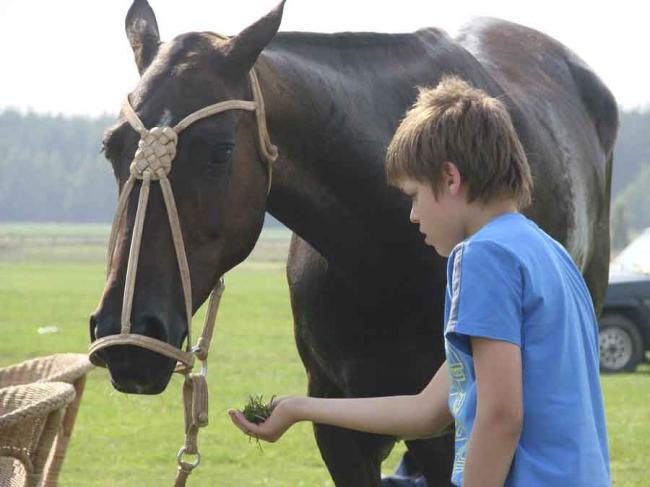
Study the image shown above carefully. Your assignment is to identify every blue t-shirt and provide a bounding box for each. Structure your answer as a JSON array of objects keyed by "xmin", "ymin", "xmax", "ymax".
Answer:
[{"xmin": 444, "ymin": 212, "xmax": 610, "ymax": 487}]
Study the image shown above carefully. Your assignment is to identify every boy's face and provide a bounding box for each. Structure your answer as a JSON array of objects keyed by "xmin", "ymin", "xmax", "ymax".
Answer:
[{"xmin": 398, "ymin": 162, "xmax": 467, "ymax": 257}]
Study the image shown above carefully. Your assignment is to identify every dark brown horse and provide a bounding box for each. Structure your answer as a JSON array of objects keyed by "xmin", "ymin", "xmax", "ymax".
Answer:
[{"xmin": 90, "ymin": 1, "xmax": 618, "ymax": 484}]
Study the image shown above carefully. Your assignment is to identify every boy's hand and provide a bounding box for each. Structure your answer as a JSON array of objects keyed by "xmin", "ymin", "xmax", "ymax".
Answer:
[{"xmin": 228, "ymin": 396, "xmax": 298, "ymax": 443}]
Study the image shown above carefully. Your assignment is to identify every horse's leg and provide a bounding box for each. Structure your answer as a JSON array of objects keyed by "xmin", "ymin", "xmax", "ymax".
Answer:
[
  {"xmin": 307, "ymin": 364, "xmax": 395, "ymax": 487},
  {"xmin": 404, "ymin": 437, "xmax": 455, "ymax": 486},
  {"xmin": 287, "ymin": 233, "xmax": 454, "ymax": 486},
  {"xmin": 288, "ymin": 234, "xmax": 394, "ymax": 486}
]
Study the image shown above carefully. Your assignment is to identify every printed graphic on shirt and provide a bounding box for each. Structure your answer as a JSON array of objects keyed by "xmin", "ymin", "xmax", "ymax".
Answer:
[{"xmin": 446, "ymin": 342, "xmax": 470, "ymax": 476}]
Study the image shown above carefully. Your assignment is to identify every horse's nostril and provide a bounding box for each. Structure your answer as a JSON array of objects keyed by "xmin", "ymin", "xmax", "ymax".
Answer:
[{"xmin": 89, "ymin": 313, "xmax": 98, "ymax": 341}]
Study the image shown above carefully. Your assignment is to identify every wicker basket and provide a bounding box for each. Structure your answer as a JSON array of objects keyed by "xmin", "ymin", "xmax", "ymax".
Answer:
[
  {"xmin": 0, "ymin": 354, "xmax": 94, "ymax": 486},
  {"xmin": 0, "ymin": 354, "xmax": 93, "ymax": 388},
  {"xmin": 0, "ymin": 382, "xmax": 75, "ymax": 487}
]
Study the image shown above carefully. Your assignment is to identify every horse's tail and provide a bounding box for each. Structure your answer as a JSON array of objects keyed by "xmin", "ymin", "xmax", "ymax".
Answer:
[
  {"xmin": 564, "ymin": 49, "xmax": 619, "ymax": 158},
  {"xmin": 563, "ymin": 50, "xmax": 618, "ymax": 315}
]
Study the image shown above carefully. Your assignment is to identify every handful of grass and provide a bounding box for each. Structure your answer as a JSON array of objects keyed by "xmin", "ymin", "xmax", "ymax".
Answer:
[
  {"xmin": 241, "ymin": 394, "xmax": 277, "ymax": 452},
  {"xmin": 242, "ymin": 394, "xmax": 276, "ymax": 424}
]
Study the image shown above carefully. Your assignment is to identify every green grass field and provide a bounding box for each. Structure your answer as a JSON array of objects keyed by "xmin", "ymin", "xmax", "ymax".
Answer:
[{"xmin": 0, "ymin": 224, "xmax": 648, "ymax": 486}]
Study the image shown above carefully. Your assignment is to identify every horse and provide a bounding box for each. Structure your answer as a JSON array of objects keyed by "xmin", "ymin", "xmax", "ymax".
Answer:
[{"xmin": 89, "ymin": 1, "xmax": 618, "ymax": 485}]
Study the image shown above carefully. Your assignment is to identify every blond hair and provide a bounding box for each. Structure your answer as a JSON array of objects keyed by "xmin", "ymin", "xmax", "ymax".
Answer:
[{"xmin": 385, "ymin": 75, "xmax": 533, "ymax": 208}]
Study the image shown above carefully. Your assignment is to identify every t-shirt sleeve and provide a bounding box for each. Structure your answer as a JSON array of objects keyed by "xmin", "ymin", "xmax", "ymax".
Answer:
[{"xmin": 445, "ymin": 240, "xmax": 523, "ymax": 354}]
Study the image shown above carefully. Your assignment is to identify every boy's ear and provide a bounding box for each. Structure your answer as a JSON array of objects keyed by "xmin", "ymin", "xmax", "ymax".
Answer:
[{"xmin": 442, "ymin": 161, "xmax": 463, "ymax": 196}]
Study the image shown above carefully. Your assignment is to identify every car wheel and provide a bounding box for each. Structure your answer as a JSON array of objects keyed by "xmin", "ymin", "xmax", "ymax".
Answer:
[{"xmin": 598, "ymin": 314, "xmax": 644, "ymax": 373}]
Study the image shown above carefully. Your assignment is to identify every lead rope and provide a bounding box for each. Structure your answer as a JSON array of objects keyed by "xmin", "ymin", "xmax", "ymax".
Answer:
[
  {"xmin": 175, "ymin": 281, "xmax": 224, "ymax": 486},
  {"xmin": 89, "ymin": 65, "xmax": 277, "ymax": 486}
]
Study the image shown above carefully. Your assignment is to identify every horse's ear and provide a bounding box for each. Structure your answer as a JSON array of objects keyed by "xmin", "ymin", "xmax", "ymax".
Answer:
[
  {"xmin": 222, "ymin": 0, "xmax": 286, "ymax": 73},
  {"xmin": 125, "ymin": 0, "xmax": 161, "ymax": 75}
]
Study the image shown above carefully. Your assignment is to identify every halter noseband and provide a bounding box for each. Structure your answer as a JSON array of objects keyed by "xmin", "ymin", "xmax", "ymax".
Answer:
[{"xmin": 88, "ymin": 67, "xmax": 277, "ymax": 485}]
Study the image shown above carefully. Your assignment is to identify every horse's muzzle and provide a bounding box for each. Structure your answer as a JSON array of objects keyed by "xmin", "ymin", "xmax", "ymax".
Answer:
[
  {"xmin": 89, "ymin": 313, "xmax": 180, "ymax": 394},
  {"xmin": 103, "ymin": 344, "xmax": 177, "ymax": 394}
]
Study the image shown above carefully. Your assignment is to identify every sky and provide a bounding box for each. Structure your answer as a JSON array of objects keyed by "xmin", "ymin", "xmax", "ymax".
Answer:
[{"xmin": 0, "ymin": 0, "xmax": 647, "ymax": 117}]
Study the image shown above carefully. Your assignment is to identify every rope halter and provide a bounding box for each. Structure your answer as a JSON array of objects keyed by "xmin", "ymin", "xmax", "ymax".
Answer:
[
  {"xmin": 88, "ymin": 67, "xmax": 277, "ymax": 485},
  {"xmin": 131, "ymin": 126, "xmax": 178, "ymax": 180},
  {"xmin": 89, "ymin": 67, "xmax": 276, "ymax": 369}
]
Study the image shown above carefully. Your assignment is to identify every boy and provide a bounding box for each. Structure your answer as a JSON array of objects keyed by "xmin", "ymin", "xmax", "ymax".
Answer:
[{"xmin": 228, "ymin": 75, "xmax": 610, "ymax": 486}]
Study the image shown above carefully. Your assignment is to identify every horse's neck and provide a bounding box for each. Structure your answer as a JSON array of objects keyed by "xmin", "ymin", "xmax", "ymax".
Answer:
[
  {"xmin": 255, "ymin": 65, "xmax": 369, "ymax": 273},
  {"xmin": 255, "ymin": 32, "xmax": 451, "ymax": 272}
]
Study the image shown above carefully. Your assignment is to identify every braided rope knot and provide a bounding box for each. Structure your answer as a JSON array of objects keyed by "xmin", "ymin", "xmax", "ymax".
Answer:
[{"xmin": 130, "ymin": 126, "xmax": 178, "ymax": 180}]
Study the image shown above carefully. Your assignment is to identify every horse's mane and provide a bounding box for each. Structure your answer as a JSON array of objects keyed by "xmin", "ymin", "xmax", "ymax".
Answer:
[{"xmin": 272, "ymin": 27, "xmax": 449, "ymax": 49}]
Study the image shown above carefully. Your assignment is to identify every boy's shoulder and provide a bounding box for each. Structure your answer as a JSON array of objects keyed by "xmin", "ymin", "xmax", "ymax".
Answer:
[
  {"xmin": 447, "ymin": 211, "xmax": 574, "ymax": 290},
  {"xmin": 450, "ymin": 212, "xmax": 538, "ymax": 266},
  {"xmin": 470, "ymin": 211, "xmax": 537, "ymax": 246},
  {"xmin": 449, "ymin": 211, "xmax": 583, "ymax": 296}
]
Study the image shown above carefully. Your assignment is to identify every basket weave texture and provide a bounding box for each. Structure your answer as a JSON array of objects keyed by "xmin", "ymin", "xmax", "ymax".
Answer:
[
  {"xmin": 0, "ymin": 354, "xmax": 94, "ymax": 486},
  {"xmin": 0, "ymin": 383, "xmax": 75, "ymax": 487},
  {"xmin": 0, "ymin": 354, "xmax": 93, "ymax": 387}
]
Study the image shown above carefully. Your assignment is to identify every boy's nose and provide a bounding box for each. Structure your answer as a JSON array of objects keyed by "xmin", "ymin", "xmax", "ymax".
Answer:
[{"xmin": 409, "ymin": 207, "xmax": 419, "ymax": 224}]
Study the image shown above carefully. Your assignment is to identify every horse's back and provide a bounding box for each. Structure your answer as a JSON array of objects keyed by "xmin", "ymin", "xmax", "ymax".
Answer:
[
  {"xmin": 279, "ymin": 18, "xmax": 617, "ymax": 305},
  {"xmin": 456, "ymin": 17, "xmax": 618, "ymax": 152},
  {"xmin": 455, "ymin": 17, "xmax": 617, "ymax": 310}
]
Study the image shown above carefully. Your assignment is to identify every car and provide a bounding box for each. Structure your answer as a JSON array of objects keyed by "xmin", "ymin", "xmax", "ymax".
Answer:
[{"xmin": 599, "ymin": 228, "xmax": 650, "ymax": 373}]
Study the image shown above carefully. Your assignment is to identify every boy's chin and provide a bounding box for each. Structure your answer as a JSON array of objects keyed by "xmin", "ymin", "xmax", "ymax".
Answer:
[
  {"xmin": 428, "ymin": 241, "xmax": 445, "ymax": 257},
  {"xmin": 436, "ymin": 248, "xmax": 451, "ymax": 258},
  {"xmin": 430, "ymin": 241, "xmax": 455, "ymax": 258},
  {"xmin": 424, "ymin": 233, "xmax": 456, "ymax": 257}
]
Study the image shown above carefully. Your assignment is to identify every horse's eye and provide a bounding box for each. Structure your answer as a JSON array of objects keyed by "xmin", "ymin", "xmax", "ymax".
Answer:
[{"xmin": 210, "ymin": 143, "xmax": 234, "ymax": 165}]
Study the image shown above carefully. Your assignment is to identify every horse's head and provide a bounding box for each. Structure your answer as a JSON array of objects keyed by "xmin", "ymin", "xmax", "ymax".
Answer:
[{"xmin": 89, "ymin": 0, "xmax": 285, "ymax": 394}]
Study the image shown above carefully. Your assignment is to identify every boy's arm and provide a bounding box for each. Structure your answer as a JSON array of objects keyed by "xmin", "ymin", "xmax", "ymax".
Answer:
[
  {"xmin": 228, "ymin": 360, "xmax": 453, "ymax": 442},
  {"xmin": 461, "ymin": 337, "xmax": 523, "ymax": 487},
  {"xmin": 294, "ymin": 360, "xmax": 453, "ymax": 439}
]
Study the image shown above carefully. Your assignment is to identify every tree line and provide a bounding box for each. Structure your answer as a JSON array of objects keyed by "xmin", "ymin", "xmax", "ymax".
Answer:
[
  {"xmin": 0, "ymin": 108, "xmax": 648, "ymax": 240},
  {"xmin": 0, "ymin": 111, "xmax": 116, "ymax": 223}
]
